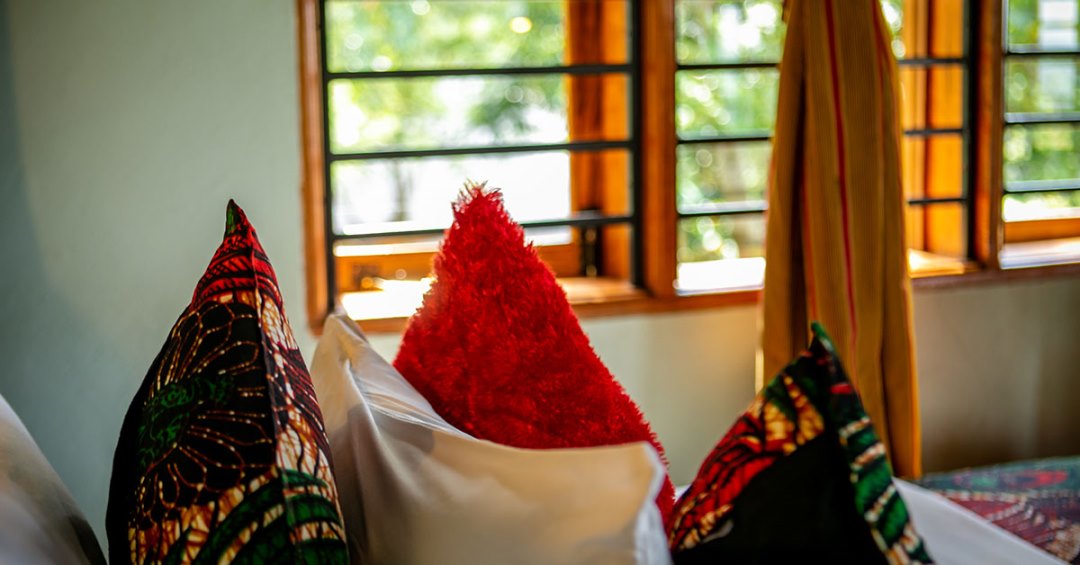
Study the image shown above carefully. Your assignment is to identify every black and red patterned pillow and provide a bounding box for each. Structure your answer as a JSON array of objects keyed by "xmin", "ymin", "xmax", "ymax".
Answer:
[
  {"xmin": 667, "ymin": 323, "xmax": 933, "ymax": 564},
  {"xmin": 106, "ymin": 201, "xmax": 347, "ymax": 564}
]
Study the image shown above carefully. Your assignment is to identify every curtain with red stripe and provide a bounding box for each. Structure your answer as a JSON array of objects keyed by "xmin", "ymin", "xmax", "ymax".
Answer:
[{"xmin": 761, "ymin": 0, "xmax": 921, "ymax": 477}]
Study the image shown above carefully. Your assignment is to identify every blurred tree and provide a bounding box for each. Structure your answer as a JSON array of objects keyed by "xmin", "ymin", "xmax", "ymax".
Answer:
[
  {"xmin": 1004, "ymin": 0, "xmax": 1080, "ymax": 216},
  {"xmin": 673, "ymin": 0, "xmax": 783, "ymax": 263},
  {"xmin": 326, "ymin": 0, "xmax": 565, "ymax": 222}
]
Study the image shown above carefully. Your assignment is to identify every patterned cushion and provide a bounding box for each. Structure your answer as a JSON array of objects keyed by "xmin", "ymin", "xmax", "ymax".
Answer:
[
  {"xmin": 667, "ymin": 323, "xmax": 932, "ymax": 564},
  {"xmin": 106, "ymin": 201, "xmax": 347, "ymax": 564},
  {"xmin": 392, "ymin": 184, "xmax": 675, "ymax": 520}
]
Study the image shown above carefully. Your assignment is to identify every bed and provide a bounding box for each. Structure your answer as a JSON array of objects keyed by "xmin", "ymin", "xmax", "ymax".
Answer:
[{"xmin": 914, "ymin": 457, "xmax": 1080, "ymax": 564}]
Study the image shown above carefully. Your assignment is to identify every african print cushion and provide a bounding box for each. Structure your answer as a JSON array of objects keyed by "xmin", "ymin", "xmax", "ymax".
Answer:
[
  {"xmin": 667, "ymin": 323, "xmax": 932, "ymax": 564},
  {"xmin": 311, "ymin": 313, "xmax": 671, "ymax": 565},
  {"xmin": 106, "ymin": 201, "xmax": 347, "ymax": 564},
  {"xmin": 0, "ymin": 393, "xmax": 105, "ymax": 564},
  {"xmin": 392, "ymin": 184, "xmax": 676, "ymax": 521}
]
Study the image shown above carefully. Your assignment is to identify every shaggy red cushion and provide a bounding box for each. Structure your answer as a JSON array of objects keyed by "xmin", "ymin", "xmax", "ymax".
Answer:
[{"xmin": 393, "ymin": 184, "xmax": 675, "ymax": 520}]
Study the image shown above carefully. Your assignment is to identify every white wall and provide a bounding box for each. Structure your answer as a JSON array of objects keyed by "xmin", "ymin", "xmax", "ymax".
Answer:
[
  {"xmin": 2, "ymin": 0, "xmax": 1079, "ymax": 551},
  {"xmin": 1, "ymin": 0, "xmax": 312, "ymax": 550},
  {"xmin": 364, "ymin": 277, "xmax": 1080, "ymax": 485}
]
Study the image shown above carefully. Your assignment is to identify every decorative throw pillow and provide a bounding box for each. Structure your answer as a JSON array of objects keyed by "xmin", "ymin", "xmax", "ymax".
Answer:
[
  {"xmin": 0, "ymin": 393, "xmax": 105, "ymax": 564},
  {"xmin": 667, "ymin": 323, "xmax": 932, "ymax": 564},
  {"xmin": 392, "ymin": 184, "xmax": 676, "ymax": 519},
  {"xmin": 311, "ymin": 313, "xmax": 671, "ymax": 565},
  {"xmin": 106, "ymin": 201, "xmax": 347, "ymax": 564}
]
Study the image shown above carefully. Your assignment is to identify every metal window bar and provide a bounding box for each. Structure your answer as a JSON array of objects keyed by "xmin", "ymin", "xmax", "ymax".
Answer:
[
  {"xmin": 674, "ymin": 194, "xmax": 968, "ymax": 222},
  {"xmin": 1000, "ymin": 3, "xmax": 1080, "ymax": 223},
  {"xmin": 332, "ymin": 212, "xmax": 636, "ymax": 243},
  {"xmin": 675, "ymin": 56, "xmax": 965, "ymax": 72},
  {"xmin": 676, "ymin": 126, "xmax": 964, "ymax": 145},
  {"xmin": 326, "ymin": 63, "xmax": 633, "ymax": 80},
  {"xmin": 318, "ymin": 0, "xmax": 338, "ymax": 316},
  {"xmin": 678, "ymin": 201, "xmax": 768, "ymax": 218},
  {"xmin": 1004, "ymin": 112, "xmax": 1080, "ymax": 126},
  {"xmin": 317, "ymin": 0, "xmax": 644, "ymax": 308},
  {"xmin": 329, "ymin": 140, "xmax": 633, "ymax": 162},
  {"xmin": 629, "ymin": 0, "xmax": 645, "ymax": 287},
  {"xmin": 1004, "ymin": 178, "xmax": 1080, "ymax": 194},
  {"xmin": 963, "ymin": 0, "xmax": 980, "ymax": 260},
  {"xmin": 1005, "ymin": 47, "xmax": 1080, "ymax": 57}
]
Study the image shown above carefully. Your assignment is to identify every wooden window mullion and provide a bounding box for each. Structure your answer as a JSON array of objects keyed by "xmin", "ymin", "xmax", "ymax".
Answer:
[
  {"xmin": 974, "ymin": 0, "xmax": 1004, "ymax": 267},
  {"xmin": 640, "ymin": 0, "xmax": 678, "ymax": 299}
]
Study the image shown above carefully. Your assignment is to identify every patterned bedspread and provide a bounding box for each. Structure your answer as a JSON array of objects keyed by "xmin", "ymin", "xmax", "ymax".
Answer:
[{"xmin": 918, "ymin": 457, "xmax": 1080, "ymax": 564}]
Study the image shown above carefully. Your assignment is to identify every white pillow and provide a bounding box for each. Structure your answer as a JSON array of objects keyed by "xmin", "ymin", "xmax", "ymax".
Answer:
[
  {"xmin": 895, "ymin": 480, "xmax": 1067, "ymax": 565},
  {"xmin": 0, "ymin": 394, "xmax": 105, "ymax": 564},
  {"xmin": 311, "ymin": 314, "xmax": 670, "ymax": 565}
]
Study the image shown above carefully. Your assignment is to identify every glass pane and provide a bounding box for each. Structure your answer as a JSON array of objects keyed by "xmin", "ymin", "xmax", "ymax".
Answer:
[
  {"xmin": 1006, "ymin": 59, "xmax": 1080, "ymax": 113},
  {"xmin": 887, "ymin": 0, "xmax": 965, "ymax": 59},
  {"xmin": 673, "ymin": 0, "xmax": 919, "ymax": 63},
  {"xmin": 1004, "ymin": 124, "xmax": 1080, "ymax": 183},
  {"xmin": 926, "ymin": 67, "xmax": 964, "ymax": 128},
  {"xmin": 879, "ymin": 0, "xmax": 911, "ymax": 59},
  {"xmin": 676, "ymin": 215, "xmax": 766, "ymax": 291},
  {"xmin": 897, "ymin": 68, "xmax": 926, "ymax": 130},
  {"xmin": 1008, "ymin": 0, "xmax": 1080, "ymax": 50},
  {"xmin": 677, "ymin": 215, "xmax": 765, "ymax": 263},
  {"xmin": 331, "ymin": 149, "xmax": 629, "ymax": 235},
  {"xmin": 334, "ymin": 225, "xmax": 572, "ymax": 259},
  {"xmin": 926, "ymin": 135, "xmax": 964, "ymax": 199},
  {"xmin": 675, "ymin": 0, "xmax": 785, "ymax": 64},
  {"xmin": 325, "ymin": 0, "xmax": 629, "ymax": 72},
  {"xmin": 897, "ymin": 68, "xmax": 964, "ymax": 131},
  {"xmin": 677, "ymin": 142, "xmax": 771, "ymax": 210},
  {"xmin": 676, "ymin": 69, "xmax": 779, "ymax": 138},
  {"xmin": 905, "ymin": 200, "xmax": 927, "ymax": 249},
  {"xmin": 905, "ymin": 202, "xmax": 965, "ymax": 258},
  {"xmin": 901, "ymin": 137, "xmax": 925, "ymax": 201},
  {"xmin": 901, "ymin": 136, "xmax": 964, "ymax": 200},
  {"xmin": 1004, "ymin": 192, "xmax": 1080, "ymax": 220},
  {"xmin": 328, "ymin": 73, "xmax": 627, "ymax": 153}
]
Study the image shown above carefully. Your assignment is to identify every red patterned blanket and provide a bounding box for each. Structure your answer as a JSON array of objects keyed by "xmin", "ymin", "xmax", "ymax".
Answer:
[{"xmin": 918, "ymin": 457, "xmax": 1080, "ymax": 563}]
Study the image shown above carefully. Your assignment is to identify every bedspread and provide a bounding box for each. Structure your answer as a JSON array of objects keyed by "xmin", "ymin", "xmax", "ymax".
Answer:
[{"xmin": 918, "ymin": 457, "xmax": 1080, "ymax": 563}]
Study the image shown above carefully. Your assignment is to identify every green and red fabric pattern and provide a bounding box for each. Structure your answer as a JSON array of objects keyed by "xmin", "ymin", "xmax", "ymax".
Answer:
[
  {"xmin": 107, "ymin": 201, "xmax": 347, "ymax": 564},
  {"xmin": 668, "ymin": 323, "xmax": 932, "ymax": 564}
]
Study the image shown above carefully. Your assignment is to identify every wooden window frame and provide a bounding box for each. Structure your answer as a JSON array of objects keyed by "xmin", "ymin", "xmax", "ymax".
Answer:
[
  {"xmin": 298, "ymin": 0, "xmax": 1080, "ymax": 334},
  {"xmin": 997, "ymin": 0, "xmax": 1080, "ymax": 246}
]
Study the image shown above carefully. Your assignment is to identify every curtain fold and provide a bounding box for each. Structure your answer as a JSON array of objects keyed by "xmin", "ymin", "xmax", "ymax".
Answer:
[{"xmin": 762, "ymin": 0, "xmax": 921, "ymax": 477}]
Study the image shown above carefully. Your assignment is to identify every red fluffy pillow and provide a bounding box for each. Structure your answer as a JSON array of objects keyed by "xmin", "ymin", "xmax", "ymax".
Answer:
[{"xmin": 393, "ymin": 184, "xmax": 675, "ymax": 520}]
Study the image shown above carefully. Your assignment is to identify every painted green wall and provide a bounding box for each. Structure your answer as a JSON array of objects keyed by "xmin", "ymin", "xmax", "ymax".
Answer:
[
  {"xmin": 1, "ymin": 0, "xmax": 313, "ymax": 550},
  {"xmin": 2, "ymin": 0, "xmax": 1079, "ymax": 553}
]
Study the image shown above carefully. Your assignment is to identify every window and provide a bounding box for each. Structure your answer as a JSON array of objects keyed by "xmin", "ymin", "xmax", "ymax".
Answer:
[
  {"xmin": 1001, "ymin": 0, "xmax": 1080, "ymax": 266},
  {"xmin": 670, "ymin": 0, "xmax": 974, "ymax": 291},
  {"xmin": 671, "ymin": 0, "xmax": 782, "ymax": 293},
  {"xmin": 305, "ymin": 0, "xmax": 642, "ymax": 323},
  {"xmin": 297, "ymin": 0, "xmax": 1080, "ymax": 329}
]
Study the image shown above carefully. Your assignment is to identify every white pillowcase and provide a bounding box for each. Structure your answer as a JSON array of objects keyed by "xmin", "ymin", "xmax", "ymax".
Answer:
[
  {"xmin": 0, "ymin": 394, "xmax": 105, "ymax": 564},
  {"xmin": 895, "ymin": 480, "xmax": 1067, "ymax": 565},
  {"xmin": 311, "ymin": 314, "xmax": 670, "ymax": 565}
]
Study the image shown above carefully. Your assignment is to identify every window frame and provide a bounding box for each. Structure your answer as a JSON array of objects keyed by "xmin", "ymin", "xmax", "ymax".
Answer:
[
  {"xmin": 298, "ymin": 0, "xmax": 1080, "ymax": 334},
  {"xmin": 998, "ymin": 0, "xmax": 1080, "ymax": 247}
]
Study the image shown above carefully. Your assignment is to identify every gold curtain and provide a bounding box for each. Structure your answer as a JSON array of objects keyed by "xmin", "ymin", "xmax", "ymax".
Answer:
[{"xmin": 762, "ymin": 0, "xmax": 921, "ymax": 477}]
